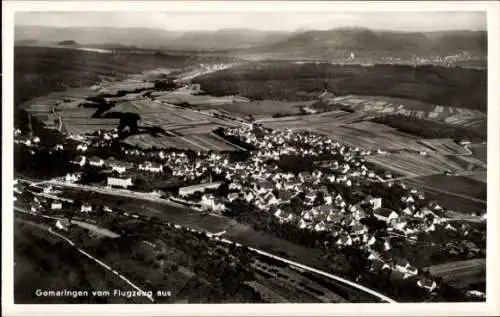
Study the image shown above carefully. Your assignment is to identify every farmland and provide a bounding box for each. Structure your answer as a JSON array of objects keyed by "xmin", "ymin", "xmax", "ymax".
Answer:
[
  {"xmin": 366, "ymin": 152, "xmax": 481, "ymax": 178},
  {"xmin": 407, "ymin": 175, "xmax": 487, "ymax": 201},
  {"xmin": 194, "ymin": 100, "xmax": 317, "ymax": 119},
  {"xmin": 426, "ymin": 258, "xmax": 486, "ymax": 290},
  {"xmin": 329, "ymin": 94, "xmax": 486, "ymax": 132},
  {"xmin": 417, "ymin": 139, "xmax": 471, "ymax": 155},
  {"xmin": 192, "ymin": 62, "xmax": 487, "ymax": 111},
  {"xmin": 469, "ymin": 144, "xmax": 487, "ymax": 163}
]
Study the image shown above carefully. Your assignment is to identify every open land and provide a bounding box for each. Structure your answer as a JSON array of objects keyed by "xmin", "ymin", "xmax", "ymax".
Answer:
[{"xmin": 13, "ymin": 44, "xmax": 487, "ymax": 304}]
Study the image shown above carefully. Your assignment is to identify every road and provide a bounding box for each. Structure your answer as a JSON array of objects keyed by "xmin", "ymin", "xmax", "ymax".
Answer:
[
  {"xmin": 213, "ymin": 236, "xmax": 397, "ymax": 303},
  {"xmin": 19, "ymin": 179, "xmax": 397, "ymax": 303},
  {"xmin": 14, "ymin": 209, "xmax": 155, "ymax": 303}
]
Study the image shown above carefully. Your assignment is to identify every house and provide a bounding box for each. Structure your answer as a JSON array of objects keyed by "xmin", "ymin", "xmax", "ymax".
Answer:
[
  {"xmin": 370, "ymin": 258, "xmax": 391, "ymax": 273},
  {"xmin": 276, "ymin": 190, "xmax": 292, "ymax": 203},
  {"xmin": 393, "ymin": 259, "xmax": 418, "ymax": 277},
  {"xmin": 76, "ymin": 143, "xmax": 88, "ymax": 152},
  {"xmin": 107, "ymin": 177, "xmax": 133, "ymax": 188},
  {"xmin": 200, "ymin": 194, "xmax": 225, "ymax": 212},
  {"xmin": 254, "ymin": 180, "xmax": 275, "ymax": 194},
  {"xmin": 81, "ymin": 203, "xmax": 92, "ymax": 213},
  {"xmin": 417, "ymin": 277, "xmax": 438, "ymax": 292},
  {"xmin": 336, "ymin": 234, "xmax": 353, "ymax": 246},
  {"xmin": 299, "ymin": 172, "xmax": 313, "ymax": 183},
  {"xmin": 51, "ymin": 201, "xmax": 62, "ymax": 210},
  {"xmin": 244, "ymin": 191, "xmax": 255, "ymax": 203},
  {"xmin": 227, "ymin": 192, "xmax": 240, "ymax": 202},
  {"xmin": 368, "ymin": 197, "xmax": 382, "ymax": 210},
  {"xmin": 298, "ymin": 219, "xmax": 309, "ymax": 229},
  {"xmin": 392, "ymin": 216, "xmax": 409, "ymax": 231},
  {"xmin": 73, "ymin": 155, "xmax": 86, "ymax": 167},
  {"xmin": 229, "ymin": 182, "xmax": 242, "ymax": 190},
  {"xmin": 139, "ymin": 161, "xmax": 163, "ymax": 173},
  {"xmin": 178, "ymin": 182, "xmax": 222, "ymax": 196},
  {"xmin": 445, "ymin": 223, "xmax": 457, "ymax": 231},
  {"xmin": 351, "ymin": 223, "xmax": 368, "ymax": 236},
  {"xmin": 64, "ymin": 173, "xmax": 78, "ymax": 183},
  {"xmin": 89, "ymin": 157, "xmax": 104, "ymax": 167},
  {"xmin": 314, "ymin": 221, "xmax": 326, "ymax": 232},
  {"xmin": 401, "ymin": 195, "xmax": 415, "ymax": 204},
  {"xmin": 374, "ymin": 208, "xmax": 399, "ymax": 223},
  {"xmin": 55, "ymin": 218, "xmax": 70, "ymax": 231}
]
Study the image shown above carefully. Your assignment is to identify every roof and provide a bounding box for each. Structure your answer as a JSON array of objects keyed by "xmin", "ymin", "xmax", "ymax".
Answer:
[
  {"xmin": 394, "ymin": 258, "xmax": 409, "ymax": 267},
  {"xmin": 418, "ymin": 277, "xmax": 436, "ymax": 288},
  {"xmin": 277, "ymin": 190, "xmax": 292, "ymax": 201},
  {"xmin": 256, "ymin": 180, "xmax": 274, "ymax": 190},
  {"xmin": 375, "ymin": 208, "xmax": 397, "ymax": 217}
]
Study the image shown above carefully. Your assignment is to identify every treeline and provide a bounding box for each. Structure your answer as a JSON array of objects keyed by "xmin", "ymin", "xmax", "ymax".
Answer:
[
  {"xmin": 192, "ymin": 62, "xmax": 486, "ymax": 112},
  {"xmin": 372, "ymin": 114, "xmax": 486, "ymax": 141}
]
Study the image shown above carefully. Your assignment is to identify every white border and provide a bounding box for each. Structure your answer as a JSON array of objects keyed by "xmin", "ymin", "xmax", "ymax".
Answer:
[{"xmin": 2, "ymin": 1, "xmax": 500, "ymax": 316}]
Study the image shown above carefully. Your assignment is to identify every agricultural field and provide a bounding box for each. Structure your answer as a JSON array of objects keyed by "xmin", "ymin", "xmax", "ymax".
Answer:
[
  {"xmin": 425, "ymin": 258, "xmax": 486, "ymax": 290},
  {"xmin": 417, "ymin": 139, "xmax": 470, "ymax": 155},
  {"xmin": 469, "ymin": 144, "xmax": 487, "ymax": 163},
  {"xmin": 328, "ymin": 94, "xmax": 486, "ymax": 131},
  {"xmin": 461, "ymin": 170, "xmax": 487, "ymax": 184},
  {"xmin": 366, "ymin": 152, "xmax": 475, "ymax": 177},
  {"xmin": 123, "ymin": 132, "xmax": 241, "ymax": 152},
  {"xmin": 151, "ymin": 89, "xmax": 248, "ymax": 106},
  {"xmin": 408, "ymin": 175, "xmax": 487, "ymax": 201},
  {"xmin": 195, "ymin": 100, "xmax": 317, "ymax": 119}
]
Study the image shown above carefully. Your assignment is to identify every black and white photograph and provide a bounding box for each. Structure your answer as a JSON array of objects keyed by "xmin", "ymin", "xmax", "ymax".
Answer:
[{"xmin": 2, "ymin": 1, "xmax": 499, "ymax": 316}]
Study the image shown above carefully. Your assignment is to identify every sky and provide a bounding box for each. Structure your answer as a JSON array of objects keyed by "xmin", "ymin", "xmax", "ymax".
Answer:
[{"xmin": 15, "ymin": 11, "xmax": 486, "ymax": 32}]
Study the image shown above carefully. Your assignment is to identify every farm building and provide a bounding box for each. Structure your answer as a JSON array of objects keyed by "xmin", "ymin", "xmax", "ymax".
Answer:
[
  {"xmin": 51, "ymin": 201, "xmax": 62, "ymax": 210},
  {"xmin": 55, "ymin": 218, "xmax": 71, "ymax": 231},
  {"xmin": 374, "ymin": 208, "xmax": 399, "ymax": 223},
  {"xmin": 139, "ymin": 161, "xmax": 163, "ymax": 173},
  {"xmin": 81, "ymin": 203, "xmax": 92, "ymax": 213},
  {"xmin": 89, "ymin": 157, "xmax": 105, "ymax": 167},
  {"xmin": 179, "ymin": 181, "xmax": 222, "ymax": 196},
  {"xmin": 107, "ymin": 177, "xmax": 133, "ymax": 188},
  {"xmin": 417, "ymin": 277, "xmax": 438, "ymax": 292},
  {"xmin": 72, "ymin": 155, "xmax": 86, "ymax": 167}
]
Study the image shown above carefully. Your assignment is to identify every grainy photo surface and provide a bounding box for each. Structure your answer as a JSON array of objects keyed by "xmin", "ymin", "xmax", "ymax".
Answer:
[{"xmin": 6, "ymin": 3, "xmax": 493, "ymax": 311}]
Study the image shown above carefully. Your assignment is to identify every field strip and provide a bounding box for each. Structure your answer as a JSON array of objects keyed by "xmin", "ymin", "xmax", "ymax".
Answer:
[
  {"xmin": 403, "ymin": 179, "xmax": 486, "ymax": 204},
  {"xmin": 209, "ymin": 132, "xmax": 248, "ymax": 151}
]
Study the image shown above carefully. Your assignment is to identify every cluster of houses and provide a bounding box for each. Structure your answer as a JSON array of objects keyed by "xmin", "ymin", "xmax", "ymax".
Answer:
[{"xmin": 16, "ymin": 122, "xmax": 484, "ymax": 296}]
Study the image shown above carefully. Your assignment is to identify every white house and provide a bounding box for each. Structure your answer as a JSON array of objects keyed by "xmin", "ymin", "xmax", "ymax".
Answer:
[
  {"xmin": 417, "ymin": 278, "xmax": 438, "ymax": 292},
  {"xmin": 89, "ymin": 157, "xmax": 105, "ymax": 167},
  {"xmin": 51, "ymin": 201, "xmax": 62, "ymax": 210},
  {"xmin": 76, "ymin": 144, "xmax": 88, "ymax": 152},
  {"xmin": 81, "ymin": 203, "xmax": 92, "ymax": 213},
  {"xmin": 139, "ymin": 161, "xmax": 163, "ymax": 173},
  {"xmin": 374, "ymin": 208, "xmax": 399, "ymax": 223},
  {"xmin": 107, "ymin": 177, "xmax": 133, "ymax": 188},
  {"xmin": 73, "ymin": 155, "xmax": 86, "ymax": 167}
]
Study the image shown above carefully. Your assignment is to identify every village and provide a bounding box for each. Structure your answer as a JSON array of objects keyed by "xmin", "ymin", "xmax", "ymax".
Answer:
[{"xmin": 13, "ymin": 120, "xmax": 486, "ymax": 299}]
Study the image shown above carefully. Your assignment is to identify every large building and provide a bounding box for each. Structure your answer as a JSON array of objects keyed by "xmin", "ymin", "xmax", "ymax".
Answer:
[
  {"xmin": 107, "ymin": 177, "xmax": 133, "ymax": 188},
  {"xmin": 178, "ymin": 181, "xmax": 222, "ymax": 197}
]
